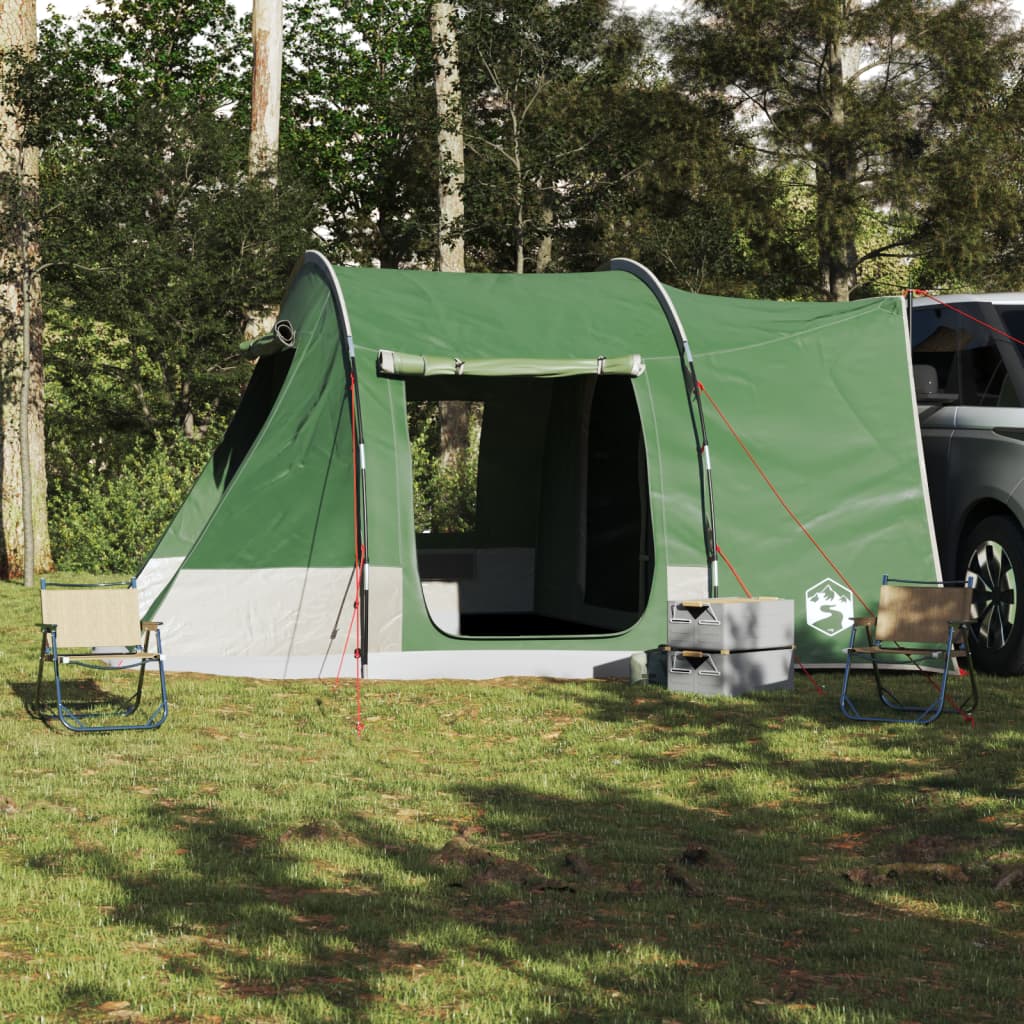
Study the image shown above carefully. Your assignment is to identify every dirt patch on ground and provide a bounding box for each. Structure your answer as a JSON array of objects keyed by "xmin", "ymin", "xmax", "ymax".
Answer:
[
  {"xmin": 841, "ymin": 832, "xmax": 1024, "ymax": 890},
  {"xmin": 430, "ymin": 836, "xmax": 570, "ymax": 891},
  {"xmin": 844, "ymin": 862, "xmax": 970, "ymax": 887}
]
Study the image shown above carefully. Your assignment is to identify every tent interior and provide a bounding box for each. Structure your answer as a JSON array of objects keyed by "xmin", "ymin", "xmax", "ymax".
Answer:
[{"xmin": 406, "ymin": 373, "xmax": 654, "ymax": 638}]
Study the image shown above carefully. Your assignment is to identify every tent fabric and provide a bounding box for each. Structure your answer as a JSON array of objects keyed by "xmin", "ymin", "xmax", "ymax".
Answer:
[
  {"xmin": 138, "ymin": 251, "xmax": 939, "ymax": 680},
  {"xmin": 672, "ymin": 291, "xmax": 939, "ymax": 652}
]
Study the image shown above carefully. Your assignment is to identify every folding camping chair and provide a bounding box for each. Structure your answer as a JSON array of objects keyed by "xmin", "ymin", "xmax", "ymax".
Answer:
[
  {"xmin": 35, "ymin": 579, "xmax": 168, "ymax": 732},
  {"xmin": 839, "ymin": 575, "xmax": 978, "ymax": 725}
]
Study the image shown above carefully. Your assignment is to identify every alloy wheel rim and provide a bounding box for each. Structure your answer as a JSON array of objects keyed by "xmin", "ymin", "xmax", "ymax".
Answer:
[{"xmin": 967, "ymin": 539, "xmax": 1017, "ymax": 651}]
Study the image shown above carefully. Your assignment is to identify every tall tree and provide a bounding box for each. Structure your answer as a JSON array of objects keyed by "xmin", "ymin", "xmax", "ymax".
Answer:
[
  {"xmin": 666, "ymin": 0, "xmax": 1024, "ymax": 301},
  {"xmin": 245, "ymin": 0, "xmax": 285, "ymax": 340},
  {"xmin": 0, "ymin": 0, "xmax": 52, "ymax": 580},
  {"xmin": 429, "ymin": 2, "xmax": 467, "ymax": 465}
]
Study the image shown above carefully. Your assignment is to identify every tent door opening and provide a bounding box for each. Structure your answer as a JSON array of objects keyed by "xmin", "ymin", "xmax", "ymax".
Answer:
[{"xmin": 406, "ymin": 375, "xmax": 654, "ymax": 637}]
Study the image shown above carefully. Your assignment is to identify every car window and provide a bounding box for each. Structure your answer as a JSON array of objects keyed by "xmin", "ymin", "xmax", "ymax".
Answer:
[
  {"xmin": 999, "ymin": 308, "xmax": 1024, "ymax": 346},
  {"xmin": 912, "ymin": 303, "xmax": 1014, "ymax": 407},
  {"xmin": 969, "ymin": 344, "xmax": 1010, "ymax": 405},
  {"xmin": 993, "ymin": 308, "xmax": 1024, "ymax": 406}
]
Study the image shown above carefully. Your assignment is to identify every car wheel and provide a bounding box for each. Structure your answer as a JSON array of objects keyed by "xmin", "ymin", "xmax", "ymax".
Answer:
[{"xmin": 960, "ymin": 514, "xmax": 1024, "ymax": 675}]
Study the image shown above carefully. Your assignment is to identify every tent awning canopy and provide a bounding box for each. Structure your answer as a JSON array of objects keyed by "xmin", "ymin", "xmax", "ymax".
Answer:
[{"xmin": 377, "ymin": 350, "xmax": 646, "ymax": 379}]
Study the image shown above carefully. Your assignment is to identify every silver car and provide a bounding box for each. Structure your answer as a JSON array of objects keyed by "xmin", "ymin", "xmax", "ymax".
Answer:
[{"xmin": 911, "ymin": 292, "xmax": 1024, "ymax": 674}]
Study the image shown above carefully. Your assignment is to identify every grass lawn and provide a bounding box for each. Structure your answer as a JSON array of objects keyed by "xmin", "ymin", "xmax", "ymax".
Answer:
[{"xmin": 1, "ymin": 578, "xmax": 1022, "ymax": 1023}]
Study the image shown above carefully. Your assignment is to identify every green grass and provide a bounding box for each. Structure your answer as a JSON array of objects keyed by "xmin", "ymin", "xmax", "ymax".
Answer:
[{"xmin": 1, "ymin": 578, "xmax": 1022, "ymax": 1023}]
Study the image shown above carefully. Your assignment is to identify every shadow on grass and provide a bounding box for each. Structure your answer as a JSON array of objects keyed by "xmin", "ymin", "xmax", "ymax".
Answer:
[
  {"xmin": 12, "ymin": 674, "xmax": 1022, "ymax": 1022},
  {"xmin": 55, "ymin": 742, "xmax": 1022, "ymax": 1020},
  {"xmin": 568, "ymin": 677, "xmax": 1024, "ymax": 810},
  {"xmin": 10, "ymin": 675, "xmax": 156, "ymax": 733}
]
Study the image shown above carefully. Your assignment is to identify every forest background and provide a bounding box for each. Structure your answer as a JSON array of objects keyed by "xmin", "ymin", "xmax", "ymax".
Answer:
[{"xmin": 2, "ymin": 0, "xmax": 1024, "ymax": 581}]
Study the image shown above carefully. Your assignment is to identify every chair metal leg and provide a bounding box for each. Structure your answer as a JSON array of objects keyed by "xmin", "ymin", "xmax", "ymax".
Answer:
[
  {"xmin": 37, "ymin": 650, "xmax": 168, "ymax": 733},
  {"xmin": 34, "ymin": 632, "xmax": 53, "ymax": 720},
  {"xmin": 843, "ymin": 650, "xmax": 972, "ymax": 724}
]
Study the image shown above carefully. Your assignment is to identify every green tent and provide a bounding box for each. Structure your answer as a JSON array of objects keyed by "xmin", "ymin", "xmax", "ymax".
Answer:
[{"xmin": 138, "ymin": 251, "xmax": 938, "ymax": 679}]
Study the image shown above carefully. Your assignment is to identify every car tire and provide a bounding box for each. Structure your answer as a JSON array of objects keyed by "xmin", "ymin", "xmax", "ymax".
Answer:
[{"xmin": 960, "ymin": 514, "xmax": 1024, "ymax": 675}]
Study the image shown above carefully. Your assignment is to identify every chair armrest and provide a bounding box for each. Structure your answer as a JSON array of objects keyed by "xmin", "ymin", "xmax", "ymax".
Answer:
[
  {"xmin": 852, "ymin": 615, "xmax": 876, "ymax": 626},
  {"xmin": 39, "ymin": 622, "xmax": 57, "ymax": 631},
  {"xmin": 141, "ymin": 620, "xmax": 163, "ymax": 631}
]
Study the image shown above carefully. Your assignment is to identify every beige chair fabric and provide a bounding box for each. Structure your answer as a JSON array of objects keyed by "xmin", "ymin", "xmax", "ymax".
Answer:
[
  {"xmin": 874, "ymin": 583, "xmax": 973, "ymax": 646},
  {"xmin": 41, "ymin": 587, "xmax": 144, "ymax": 649}
]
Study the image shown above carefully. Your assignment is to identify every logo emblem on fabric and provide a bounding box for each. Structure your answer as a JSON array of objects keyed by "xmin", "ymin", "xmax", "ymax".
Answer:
[{"xmin": 805, "ymin": 578, "xmax": 854, "ymax": 637}]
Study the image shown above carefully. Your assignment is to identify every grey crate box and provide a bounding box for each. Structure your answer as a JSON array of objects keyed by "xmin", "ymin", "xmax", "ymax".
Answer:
[
  {"xmin": 664, "ymin": 647, "xmax": 794, "ymax": 697},
  {"xmin": 667, "ymin": 597, "xmax": 794, "ymax": 651}
]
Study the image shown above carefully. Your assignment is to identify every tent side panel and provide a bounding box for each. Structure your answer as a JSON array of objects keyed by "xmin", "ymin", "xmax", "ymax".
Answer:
[
  {"xmin": 176, "ymin": 261, "xmax": 357, "ymax": 572},
  {"xmin": 669, "ymin": 291, "xmax": 938, "ymax": 664},
  {"xmin": 137, "ymin": 355, "xmax": 294, "ymax": 610},
  {"xmin": 145, "ymin": 255, "xmax": 364, "ymax": 663},
  {"xmin": 155, "ymin": 565, "xmax": 402, "ymax": 677}
]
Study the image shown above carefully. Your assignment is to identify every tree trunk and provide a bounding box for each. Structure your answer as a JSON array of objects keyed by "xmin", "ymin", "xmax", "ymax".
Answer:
[
  {"xmin": 535, "ymin": 200, "xmax": 554, "ymax": 273},
  {"xmin": 431, "ymin": 1, "xmax": 466, "ymax": 273},
  {"xmin": 431, "ymin": 3, "xmax": 467, "ymax": 467},
  {"xmin": 511, "ymin": 110, "xmax": 525, "ymax": 274},
  {"xmin": 514, "ymin": 172, "xmax": 525, "ymax": 274},
  {"xmin": 438, "ymin": 400, "xmax": 469, "ymax": 469},
  {"xmin": 19, "ymin": 231, "xmax": 34, "ymax": 585},
  {"xmin": 0, "ymin": 0, "xmax": 52, "ymax": 580},
  {"xmin": 244, "ymin": 0, "xmax": 284, "ymax": 341},
  {"xmin": 816, "ymin": 32, "xmax": 859, "ymax": 302},
  {"xmin": 249, "ymin": 0, "xmax": 283, "ymax": 180}
]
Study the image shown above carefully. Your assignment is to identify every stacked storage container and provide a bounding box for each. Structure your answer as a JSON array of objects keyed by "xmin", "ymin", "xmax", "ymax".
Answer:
[{"xmin": 650, "ymin": 597, "xmax": 795, "ymax": 695}]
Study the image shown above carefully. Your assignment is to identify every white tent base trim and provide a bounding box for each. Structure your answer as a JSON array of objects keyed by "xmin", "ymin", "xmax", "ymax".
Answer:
[{"xmin": 159, "ymin": 649, "xmax": 635, "ymax": 681}]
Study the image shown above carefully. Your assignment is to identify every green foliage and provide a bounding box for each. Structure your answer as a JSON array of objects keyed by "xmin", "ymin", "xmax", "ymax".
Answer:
[
  {"xmin": 664, "ymin": 0, "xmax": 1024, "ymax": 299},
  {"xmin": 911, "ymin": 7, "xmax": 1024, "ymax": 290},
  {"xmin": 42, "ymin": 299, "xmax": 212, "ymax": 480},
  {"xmin": 567, "ymin": 75, "xmax": 801, "ymax": 296},
  {"xmin": 409, "ymin": 400, "xmax": 480, "ymax": 533},
  {"xmin": 48, "ymin": 430, "xmax": 214, "ymax": 573},
  {"xmin": 30, "ymin": 0, "xmax": 317, "ymax": 437},
  {"xmin": 458, "ymin": 0, "xmax": 649, "ymax": 273},
  {"xmin": 282, "ymin": 0, "xmax": 437, "ymax": 268}
]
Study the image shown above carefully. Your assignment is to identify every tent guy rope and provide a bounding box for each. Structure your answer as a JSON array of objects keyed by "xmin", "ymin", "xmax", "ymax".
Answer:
[{"xmin": 698, "ymin": 380, "xmax": 873, "ymax": 617}]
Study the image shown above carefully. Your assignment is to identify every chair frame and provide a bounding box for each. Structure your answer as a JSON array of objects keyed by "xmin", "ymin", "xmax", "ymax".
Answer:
[
  {"xmin": 839, "ymin": 575, "xmax": 978, "ymax": 725},
  {"xmin": 35, "ymin": 578, "xmax": 168, "ymax": 732}
]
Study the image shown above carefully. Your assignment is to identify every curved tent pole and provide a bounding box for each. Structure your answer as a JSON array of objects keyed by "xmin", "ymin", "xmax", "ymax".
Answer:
[
  {"xmin": 304, "ymin": 250, "xmax": 370, "ymax": 672},
  {"xmin": 607, "ymin": 257, "xmax": 719, "ymax": 598}
]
